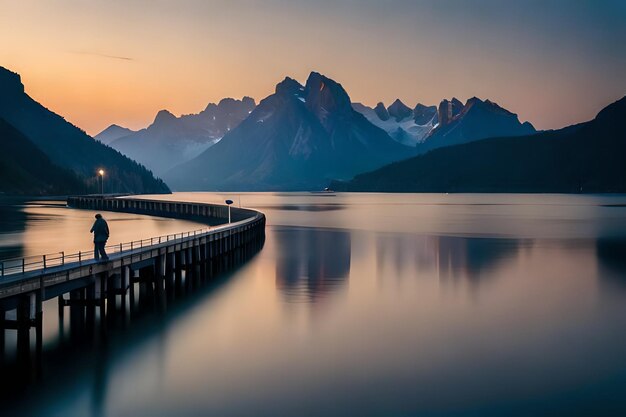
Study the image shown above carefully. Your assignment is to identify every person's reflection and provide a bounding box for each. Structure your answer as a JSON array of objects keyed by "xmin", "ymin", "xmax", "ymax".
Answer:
[
  {"xmin": 275, "ymin": 227, "xmax": 351, "ymax": 303},
  {"xmin": 91, "ymin": 345, "xmax": 110, "ymax": 417}
]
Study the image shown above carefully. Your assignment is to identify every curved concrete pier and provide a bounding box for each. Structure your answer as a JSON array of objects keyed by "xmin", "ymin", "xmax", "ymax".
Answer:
[{"xmin": 0, "ymin": 195, "xmax": 266, "ymax": 357}]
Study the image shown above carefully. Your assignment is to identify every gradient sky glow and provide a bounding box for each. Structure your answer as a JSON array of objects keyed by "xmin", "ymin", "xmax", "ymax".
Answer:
[{"xmin": 1, "ymin": 0, "xmax": 625, "ymax": 135}]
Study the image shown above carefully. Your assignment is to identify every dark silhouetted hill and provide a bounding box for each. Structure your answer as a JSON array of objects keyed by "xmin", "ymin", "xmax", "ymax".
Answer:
[
  {"xmin": 0, "ymin": 117, "xmax": 85, "ymax": 195},
  {"xmin": 332, "ymin": 96, "xmax": 626, "ymax": 193},
  {"xmin": 0, "ymin": 66, "xmax": 169, "ymax": 194}
]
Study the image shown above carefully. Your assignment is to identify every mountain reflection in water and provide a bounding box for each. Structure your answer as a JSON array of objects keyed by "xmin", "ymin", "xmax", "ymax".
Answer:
[
  {"xmin": 376, "ymin": 234, "xmax": 526, "ymax": 287},
  {"xmin": 275, "ymin": 227, "xmax": 350, "ymax": 303}
]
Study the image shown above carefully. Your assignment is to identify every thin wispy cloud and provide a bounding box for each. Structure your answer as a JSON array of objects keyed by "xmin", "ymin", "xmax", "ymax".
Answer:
[{"xmin": 72, "ymin": 51, "xmax": 133, "ymax": 61}]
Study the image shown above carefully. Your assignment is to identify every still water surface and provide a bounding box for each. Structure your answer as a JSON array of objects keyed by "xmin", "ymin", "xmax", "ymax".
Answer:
[{"xmin": 2, "ymin": 193, "xmax": 626, "ymax": 416}]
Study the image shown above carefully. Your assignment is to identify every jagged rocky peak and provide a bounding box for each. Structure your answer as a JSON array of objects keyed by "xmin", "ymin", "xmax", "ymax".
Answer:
[
  {"xmin": 241, "ymin": 96, "xmax": 256, "ymax": 107},
  {"xmin": 387, "ymin": 99, "xmax": 413, "ymax": 121},
  {"xmin": 218, "ymin": 97, "xmax": 238, "ymax": 107},
  {"xmin": 461, "ymin": 97, "xmax": 485, "ymax": 116},
  {"xmin": 216, "ymin": 96, "xmax": 257, "ymax": 114},
  {"xmin": 204, "ymin": 96, "xmax": 256, "ymax": 113},
  {"xmin": 152, "ymin": 109, "xmax": 177, "ymax": 126},
  {"xmin": 374, "ymin": 102, "xmax": 390, "ymax": 121},
  {"xmin": 217, "ymin": 96, "xmax": 253, "ymax": 108},
  {"xmin": 304, "ymin": 71, "xmax": 353, "ymax": 117},
  {"xmin": 0, "ymin": 66, "xmax": 25, "ymax": 98},
  {"xmin": 464, "ymin": 97, "xmax": 508, "ymax": 114},
  {"xmin": 275, "ymin": 76, "xmax": 304, "ymax": 96},
  {"xmin": 413, "ymin": 103, "xmax": 437, "ymax": 125},
  {"xmin": 437, "ymin": 100, "xmax": 451, "ymax": 126},
  {"xmin": 461, "ymin": 97, "xmax": 530, "ymax": 125},
  {"xmin": 437, "ymin": 98, "xmax": 464, "ymax": 126},
  {"xmin": 483, "ymin": 98, "xmax": 515, "ymax": 116}
]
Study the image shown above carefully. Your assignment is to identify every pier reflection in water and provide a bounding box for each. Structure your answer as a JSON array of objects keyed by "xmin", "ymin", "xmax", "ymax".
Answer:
[
  {"xmin": 2, "ymin": 193, "xmax": 626, "ymax": 416},
  {"xmin": 1, "ymin": 234, "xmax": 265, "ymax": 417}
]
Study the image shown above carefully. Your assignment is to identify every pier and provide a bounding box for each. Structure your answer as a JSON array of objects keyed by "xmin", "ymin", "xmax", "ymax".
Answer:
[{"xmin": 0, "ymin": 196, "xmax": 266, "ymax": 358}]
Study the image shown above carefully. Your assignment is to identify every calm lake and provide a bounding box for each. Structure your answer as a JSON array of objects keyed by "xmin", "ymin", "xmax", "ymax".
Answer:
[{"xmin": 2, "ymin": 193, "xmax": 626, "ymax": 416}]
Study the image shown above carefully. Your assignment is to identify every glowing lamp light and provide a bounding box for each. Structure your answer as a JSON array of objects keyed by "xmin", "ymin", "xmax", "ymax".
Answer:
[{"xmin": 98, "ymin": 169, "xmax": 105, "ymax": 195}]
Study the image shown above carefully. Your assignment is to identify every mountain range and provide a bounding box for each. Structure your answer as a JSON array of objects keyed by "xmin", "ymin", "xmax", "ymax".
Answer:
[
  {"xmin": 78, "ymin": 71, "xmax": 537, "ymax": 192},
  {"xmin": 164, "ymin": 72, "xmax": 536, "ymax": 191},
  {"xmin": 97, "ymin": 97, "xmax": 256, "ymax": 175},
  {"xmin": 7, "ymin": 64, "xmax": 617, "ymax": 195},
  {"xmin": 353, "ymin": 96, "xmax": 535, "ymax": 151},
  {"xmin": 331, "ymin": 96, "xmax": 626, "ymax": 193},
  {"xmin": 164, "ymin": 72, "xmax": 416, "ymax": 191},
  {"xmin": 0, "ymin": 66, "xmax": 169, "ymax": 195}
]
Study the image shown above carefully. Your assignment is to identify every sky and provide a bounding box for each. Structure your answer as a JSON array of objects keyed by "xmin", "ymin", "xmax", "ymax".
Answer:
[{"xmin": 1, "ymin": 0, "xmax": 625, "ymax": 135}]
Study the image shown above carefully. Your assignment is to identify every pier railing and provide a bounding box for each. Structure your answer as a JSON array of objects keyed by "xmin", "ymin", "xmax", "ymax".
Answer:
[
  {"xmin": 67, "ymin": 195, "xmax": 258, "ymax": 223},
  {"xmin": 0, "ymin": 195, "xmax": 264, "ymax": 279},
  {"xmin": 0, "ymin": 227, "xmax": 214, "ymax": 278}
]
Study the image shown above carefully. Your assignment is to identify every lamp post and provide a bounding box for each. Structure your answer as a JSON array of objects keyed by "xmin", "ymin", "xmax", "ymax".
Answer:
[
  {"xmin": 98, "ymin": 169, "xmax": 105, "ymax": 195},
  {"xmin": 225, "ymin": 199, "xmax": 233, "ymax": 223}
]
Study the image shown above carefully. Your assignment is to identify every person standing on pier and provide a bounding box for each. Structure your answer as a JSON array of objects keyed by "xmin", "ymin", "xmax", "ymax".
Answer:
[{"xmin": 90, "ymin": 213, "xmax": 110, "ymax": 261}]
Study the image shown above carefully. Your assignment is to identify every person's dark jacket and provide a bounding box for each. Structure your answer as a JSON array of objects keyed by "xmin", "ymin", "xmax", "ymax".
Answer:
[{"xmin": 90, "ymin": 218, "xmax": 110, "ymax": 243}]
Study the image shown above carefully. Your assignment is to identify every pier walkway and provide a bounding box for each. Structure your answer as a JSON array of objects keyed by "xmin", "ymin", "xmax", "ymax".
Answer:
[{"xmin": 0, "ymin": 195, "xmax": 266, "ymax": 353}]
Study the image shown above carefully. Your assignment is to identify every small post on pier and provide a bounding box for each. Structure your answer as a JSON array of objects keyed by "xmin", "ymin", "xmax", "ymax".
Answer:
[{"xmin": 225, "ymin": 199, "xmax": 233, "ymax": 223}]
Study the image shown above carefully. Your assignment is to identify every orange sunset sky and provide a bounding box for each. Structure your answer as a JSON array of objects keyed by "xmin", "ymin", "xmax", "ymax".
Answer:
[{"xmin": 1, "ymin": 0, "xmax": 625, "ymax": 136}]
